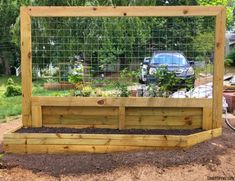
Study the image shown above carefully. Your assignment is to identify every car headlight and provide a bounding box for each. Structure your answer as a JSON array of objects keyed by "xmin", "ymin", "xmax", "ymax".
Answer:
[
  {"xmin": 149, "ymin": 67, "xmax": 156, "ymax": 75},
  {"xmin": 186, "ymin": 67, "xmax": 194, "ymax": 76},
  {"xmin": 143, "ymin": 64, "xmax": 148, "ymax": 70}
]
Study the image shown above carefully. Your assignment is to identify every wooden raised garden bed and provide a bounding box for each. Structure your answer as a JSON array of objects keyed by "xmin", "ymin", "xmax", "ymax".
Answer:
[
  {"xmin": 3, "ymin": 97, "xmax": 221, "ymax": 154},
  {"xmin": 43, "ymin": 82, "xmax": 74, "ymax": 90},
  {"xmin": 4, "ymin": 127, "xmax": 221, "ymax": 154},
  {"xmin": 3, "ymin": 6, "xmax": 225, "ymax": 154}
]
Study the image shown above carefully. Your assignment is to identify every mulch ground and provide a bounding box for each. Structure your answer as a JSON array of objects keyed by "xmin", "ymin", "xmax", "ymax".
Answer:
[{"xmin": 0, "ymin": 119, "xmax": 235, "ymax": 181}]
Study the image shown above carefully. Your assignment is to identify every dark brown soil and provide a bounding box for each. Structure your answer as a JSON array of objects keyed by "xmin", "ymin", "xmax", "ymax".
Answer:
[{"xmin": 15, "ymin": 127, "xmax": 203, "ymax": 135}]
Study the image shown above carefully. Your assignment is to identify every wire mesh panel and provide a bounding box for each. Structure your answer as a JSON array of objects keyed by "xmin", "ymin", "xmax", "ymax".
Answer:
[{"xmin": 31, "ymin": 16, "xmax": 215, "ymax": 98}]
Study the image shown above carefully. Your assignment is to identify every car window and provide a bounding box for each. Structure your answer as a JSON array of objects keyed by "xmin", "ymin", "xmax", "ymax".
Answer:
[{"xmin": 151, "ymin": 54, "xmax": 187, "ymax": 66}]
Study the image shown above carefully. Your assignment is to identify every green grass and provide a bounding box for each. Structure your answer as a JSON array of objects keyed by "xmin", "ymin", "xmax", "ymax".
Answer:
[
  {"xmin": 33, "ymin": 84, "xmax": 70, "ymax": 96},
  {"xmin": 0, "ymin": 76, "xmax": 22, "ymax": 121},
  {"xmin": 194, "ymin": 63, "xmax": 214, "ymax": 78},
  {"xmin": 0, "ymin": 76, "xmax": 71, "ymax": 122},
  {"xmin": 0, "ymin": 96, "xmax": 22, "ymax": 120}
]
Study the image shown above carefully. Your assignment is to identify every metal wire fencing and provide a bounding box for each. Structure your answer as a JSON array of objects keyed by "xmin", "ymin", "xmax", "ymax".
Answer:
[{"xmin": 31, "ymin": 16, "xmax": 215, "ymax": 98}]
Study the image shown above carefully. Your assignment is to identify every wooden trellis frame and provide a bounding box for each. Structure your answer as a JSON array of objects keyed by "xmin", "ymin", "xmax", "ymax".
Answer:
[
  {"xmin": 3, "ymin": 6, "xmax": 226, "ymax": 153},
  {"xmin": 20, "ymin": 6, "xmax": 225, "ymax": 130}
]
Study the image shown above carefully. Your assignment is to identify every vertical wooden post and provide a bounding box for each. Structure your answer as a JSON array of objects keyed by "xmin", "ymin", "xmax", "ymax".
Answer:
[
  {"xmin": 212, "ymin": 8, "xmax": 226, "ymax": 129},
  {"xmin": 21, "ymin": 7, "xmax": 32, "ymax": 127},
  {"xmin": 202, "ymin": 107, "xmax": 212, "ymax": 130},
  {"xmin": 32, "ymin": 106, "xmax": 42, "ymax": 127},
  {"xmin": 119, "ymin": 106, "xmax": 125, "ymax": 129}
]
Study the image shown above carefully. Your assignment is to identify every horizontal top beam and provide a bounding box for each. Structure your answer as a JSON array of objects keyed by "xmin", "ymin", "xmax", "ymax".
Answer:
[{"xmin": 21, "ymin": 6, "xmax": 224, "ymax": 17}]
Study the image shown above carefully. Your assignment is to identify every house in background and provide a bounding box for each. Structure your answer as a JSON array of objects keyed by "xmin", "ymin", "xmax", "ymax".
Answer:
[{"xmin": 225, "ymin": 31, "xmax": 235, "ymax": 56}]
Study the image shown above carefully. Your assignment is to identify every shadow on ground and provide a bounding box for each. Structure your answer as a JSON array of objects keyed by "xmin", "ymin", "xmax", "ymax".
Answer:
[{"xmin": 1, "ymin": 123, "xmax": 235, "ymax": 177}]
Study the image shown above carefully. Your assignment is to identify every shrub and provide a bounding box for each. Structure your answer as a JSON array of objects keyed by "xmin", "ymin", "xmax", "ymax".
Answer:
[
  {"xmin": 224, "ymin": 58, "xmax": 233, "ymax": 67},
  {"xmin": 226, "ymin": 50, "xmax": 235, "ymax": 66},
  {"xmin": 68, "ymin": 63, "xmax": 84, "ymax": 84},
  {"xmin": 82, "ymin": 86, "xmax": 93, "ymax": 97},
  {"xmin": 4, "ymin": 78, "xmax": 22, "ymax": 97},
  {"xmin": 120, "ymin": 68, "xmax": 140, "ymax": 83},
  {"xmin": 68, "ymin": 74, "xmax": 83, "ymax": 84},
  {"xmin": 153, "ymin": 66, "xmax": 180, "ymax": 95},
  {"xmin": 115, "ymin": 82, "xmax": 130, "ymax": 97}
]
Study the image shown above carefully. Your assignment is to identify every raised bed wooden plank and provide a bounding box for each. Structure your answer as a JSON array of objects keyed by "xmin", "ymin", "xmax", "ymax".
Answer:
[
  {"xmin": 187, "ymin": 128, "xmax": 222, "ymax": 146},
  {"xmin": 125, "ymin": 115, "xmax": 201, "ymax": 125},
  {"xmin": 4, "ymin": 145, "xmax": 173, "ymax": 154},
  {"xmin": 3, "ymin": 128, "xmax": 222, "ymax": 154},
  {"xmin": 124, "ymin": 125, "xmax": 201, "ymax": 130},
  {"xmin": 43, "ymin": 115, "xmax": 118, "ymax": 125},
  {"xmin": 42, "ymin": 106, "xmax": 119, "ymax": 116},
  {"xmin": 43, "ymin": 124, "xmax": 119, "ymax": 129},
  {"xmin": 3, "ymin": 132, "xmax": 188, "ymax": 140},
  {"xmin": 126, "ymin": 107, "xmax": 202, "ymax": 116},
  {"xmin": 31, "ymin": 97, "xmax": 212, "ymax": 108},
  {"xmin": 24, "ymin": 139, "xmax": 187, "ymax": 147}
]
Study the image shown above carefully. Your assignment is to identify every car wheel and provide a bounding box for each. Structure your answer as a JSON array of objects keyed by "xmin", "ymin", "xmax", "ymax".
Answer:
[{"xmin": 139, "ymin": 78, "xmax": 145, "ymax": 84}]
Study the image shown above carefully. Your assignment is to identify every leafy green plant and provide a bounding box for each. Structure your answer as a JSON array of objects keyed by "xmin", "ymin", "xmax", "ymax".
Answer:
[
  {"xmin": 226, "ymin": 50, "xmax": 235, "ymax": 66},
  {"xmin": 4, "ymin": 78, "xmax": 21, "ymax": 97},
  {"xmin": 82, "ymin": 86, "xmax": 93, "ymax": 97},
  {"xmin": 147, "ymin": 84, "xmax": 160, "ymax": 97},
  {"xmin": 147, "ymin": 66, "xmax": 180, "ymax": 97},
  {"xmin": 74, "ymin": 82, "xmax": 83, "ymax": 90},
  {"xmin": 115, "ymin": 82, "xmax": 130, "ymax": 97},
  {"xmin": 224, "ymin": 58, "xmax": 233, "ymax": 67},
  {"xmin": 68, "ymin": 74, "xmax": 83, "ymax": 84},
  {"xmin": 120, "ymin": 68, "xmax": 140, "ymax": 83},
  {"xmin": 68, "ymin": 64, "xmax": 84, "ymax": 84},
  {"xmin": 153, "ymin": 66, "xmax": 180, "ymax": 96}
]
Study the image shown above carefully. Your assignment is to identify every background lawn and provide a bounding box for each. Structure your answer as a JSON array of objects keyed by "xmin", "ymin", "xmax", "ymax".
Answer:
[
  {"xmin": 0, "ymin": 76, "xmax": 22, "ymax": 121},
  {"xmin": 0, "ymin": 76, "xmax": 70, "ymax": 122}
]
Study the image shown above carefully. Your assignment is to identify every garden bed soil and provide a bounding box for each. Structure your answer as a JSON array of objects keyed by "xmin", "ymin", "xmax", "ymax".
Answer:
[{"xmin": 15, "ymin": 127, "xmax": 203, "ymax": 135}]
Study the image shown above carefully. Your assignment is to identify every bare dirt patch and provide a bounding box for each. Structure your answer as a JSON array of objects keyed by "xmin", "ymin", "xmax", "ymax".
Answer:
[{"xmin": 0, "ymin": 117, "xmax": 235, "ymax": 181}]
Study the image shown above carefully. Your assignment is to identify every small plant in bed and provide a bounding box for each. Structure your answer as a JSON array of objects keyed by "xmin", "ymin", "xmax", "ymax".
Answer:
[
  {"xmin": 68, "ymin": 61, "xmax": 84, "ymax": 84},
  {"xmin": 115, "ymin": 82, "xmax": 130, "ymax": 97},
  {"xmin": 120, "ymin": 68, "xmax": 140, "ymax": 83},
  {"xmin": 81, "ymin": 86, "xmax": 93, "ymax": 97},
  {"xmin": 150, "ymin": 66, "xmax": 180, "ymax": 97},
  {"xmin": 4, "ymin": 78, "xmax": 21, "ymax": 97}
]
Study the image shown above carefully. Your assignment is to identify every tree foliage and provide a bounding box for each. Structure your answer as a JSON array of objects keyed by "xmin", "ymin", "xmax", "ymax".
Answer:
[{"xmin": 0, "ymin": 0, "xmax": 233, "ymax": 75}]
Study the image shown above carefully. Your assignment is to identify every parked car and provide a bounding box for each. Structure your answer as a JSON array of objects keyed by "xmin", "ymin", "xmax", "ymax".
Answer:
[
  {"xmin": 139, "ymin": 57, "xmax": 151, "ymax": 83},
  {"xmin": 139, "ymin": 52, "xmax": 195, "ymax": 89}
]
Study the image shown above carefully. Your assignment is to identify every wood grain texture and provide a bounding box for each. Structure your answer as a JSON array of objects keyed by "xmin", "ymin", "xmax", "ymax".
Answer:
[
  {"xmin": 3, "ymin": 128, "xmax": 222, "ymax": 154},
  {"xmin": 202, "ymin": 107, "xmax": 212, "ymax": 130},
  {"xmin": 40, "ymin": 106, "xmax": 203, "ymax": 129},
  {"xmin": 21, "ymin": 7, "xmax": 32, "ymax": 127},
  {"xmin": 20, "ymin": 6, "xmax": 224, "ymax": 131},
  {"xmin": 213, "ymin": 7, "xmax": 226, "ymax": 129},
  {"xmin": 119, "ymin": 106, "xmax": 125, "ymax": 129},
  {"xmin": 24, "ymin": 6, "xmax": 223, "ymax": 17},
  {"xmin": 32, "ymin": 106, "xmax": 42, "ymax": 127},
  {"xmin": 32, "ymin": 97, "xmax": 212, "ymax": 108}
]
